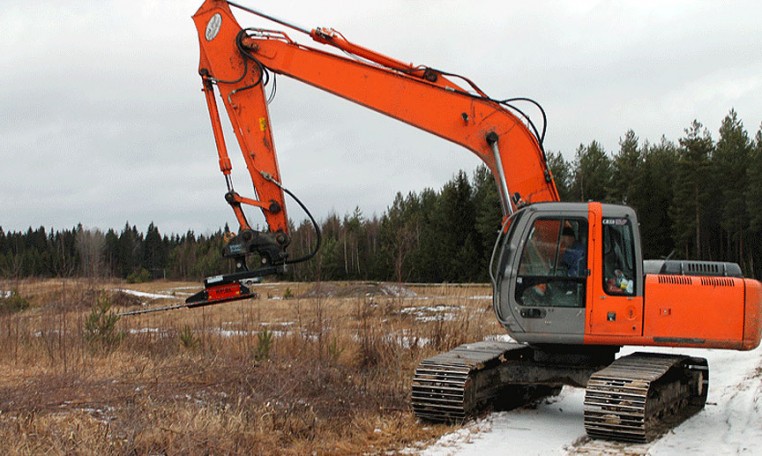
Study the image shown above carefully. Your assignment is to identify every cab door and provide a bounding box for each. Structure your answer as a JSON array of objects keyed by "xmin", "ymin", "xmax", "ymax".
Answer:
[
  {"xmin": 585, "ymin": 203, "xmax": 644, "ymax": 340},
  {"xmin": 510, "ymin": 209, "xmax": 589, "ymax": 342}
]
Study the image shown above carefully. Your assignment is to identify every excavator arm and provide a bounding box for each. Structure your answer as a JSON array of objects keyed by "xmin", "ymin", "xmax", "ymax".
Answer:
[{"xmin": 186, "ymin": 0, "xmax": 558, "ymax": 305}]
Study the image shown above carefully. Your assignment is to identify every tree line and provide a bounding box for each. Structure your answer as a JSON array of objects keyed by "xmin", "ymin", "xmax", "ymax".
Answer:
[
  {"xmin": 0, "ymin": 222, "xmax": 232, "ymax": 282},
  {"xmin": 2, "ymin": 109, "xmax": 761, "ymax": 282}
]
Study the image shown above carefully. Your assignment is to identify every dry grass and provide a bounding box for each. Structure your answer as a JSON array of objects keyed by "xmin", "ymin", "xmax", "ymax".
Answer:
[{"xmin": 0, "ymin": 278, "xmax": 502, "ymax": 455}]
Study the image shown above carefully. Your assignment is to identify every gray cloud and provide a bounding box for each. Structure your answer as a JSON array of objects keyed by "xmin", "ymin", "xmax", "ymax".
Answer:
[{"xmin": 2, "ymin": 0, "xmax": 760, "ymax": 235}]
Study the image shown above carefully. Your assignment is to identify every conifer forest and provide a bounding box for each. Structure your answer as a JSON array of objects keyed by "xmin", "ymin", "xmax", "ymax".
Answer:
[{"xmin": 3, "ymin": 110, "xmax": 762, "ymax": 282}]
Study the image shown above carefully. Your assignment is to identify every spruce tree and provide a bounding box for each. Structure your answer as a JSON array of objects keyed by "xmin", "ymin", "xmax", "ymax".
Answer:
[
  {"xmin": 546, "ymin": 151, "xmax": 573, "ymax": 201},
  {"xmin": 713, "ymin": 109, "xmax": 751, "ymax": 264},
  {"xmin": 670, "ymin": 120, "xmax": 713, "ymax": 259},
  {"xmin": 571, "ymin": 141, "xmax": 612, "ymax": 202},
  {"xmin": 747, "ymin": 126, "xmax": 762, "ymax": 232},
  {"xmin": 746, "ymin": 125, "xmax": 762, "ymax": 277},
  {"xmin": 629, "ymin": 137, "xmax": 678, "ymax": 259},
  {"xmin": 608, "ymin": 130, "xmax": 642, "ymax": 205}
]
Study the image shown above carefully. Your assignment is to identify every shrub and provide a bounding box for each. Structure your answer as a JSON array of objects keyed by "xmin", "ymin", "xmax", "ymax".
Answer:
[
  {"xmin": 83, "ymin": 294, "xmax": 124, "ymax": 352},
  {"xmin": 0, "ymin": 290, "xmax": 29, "ymax": 314},
  {"xmin": 255, "ymin": 329, "xmax": 273, "ymax": 361},
  {"xmin": 327, "ymin": 336, "xmax": 344, "ymax": 362},
  {"xmin": 126, "ymin": 268, "xmax": 152, "ymax": 284},
  {"xmin": 179, "ymin": 325, "xmax": 199, "ymax": 351}
]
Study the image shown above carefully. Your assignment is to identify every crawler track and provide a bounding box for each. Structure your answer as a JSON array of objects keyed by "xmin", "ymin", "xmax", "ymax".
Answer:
[
  {"xmin": 411, "ymin": 341, "xmax": 528, "ymax": 422},
  {"xmin": 583, "ymin": 353, "xmax": 709, "ymax": 442}
]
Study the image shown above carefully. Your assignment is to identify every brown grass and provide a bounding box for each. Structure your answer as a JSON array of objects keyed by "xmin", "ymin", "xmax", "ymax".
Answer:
[{"xmin": 0, "ymin": 279, "xmax": 501, "ymax": 455}]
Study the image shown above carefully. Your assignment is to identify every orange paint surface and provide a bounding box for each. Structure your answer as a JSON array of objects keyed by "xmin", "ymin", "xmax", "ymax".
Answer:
[{"xmin": 643, "ymin": 275, "xmax": 745, "ymax": 342}]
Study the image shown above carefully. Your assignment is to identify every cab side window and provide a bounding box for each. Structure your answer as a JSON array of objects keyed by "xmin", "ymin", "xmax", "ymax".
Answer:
[
  {"xmin": 602, "ymin": 218, "xmax": 636, "ymax": 295},
  {"xmin": 515, "ymin": 217, "xmax": 588, "ymax": 307}
]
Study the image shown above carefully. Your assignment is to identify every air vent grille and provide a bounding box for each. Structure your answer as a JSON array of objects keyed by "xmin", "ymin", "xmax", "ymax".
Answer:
[
  {"xmin": 700, "ymin": 277, "xmax": 735, "ymax": 287},
  {"xmin": 657, "ymin": 275, "xmax": 693, "ymax": 285}
]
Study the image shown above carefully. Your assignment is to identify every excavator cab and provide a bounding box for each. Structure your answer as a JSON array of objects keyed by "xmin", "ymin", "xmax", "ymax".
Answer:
[{"xmin": 493, "ymin": 201, "xmax": 644, "ymax": 345}]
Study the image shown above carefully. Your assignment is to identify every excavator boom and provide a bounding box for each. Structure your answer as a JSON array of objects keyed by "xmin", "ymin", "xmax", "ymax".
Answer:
[{"xmin": 193, "ymin": 0, "xmax": 558, "ymax": 236}]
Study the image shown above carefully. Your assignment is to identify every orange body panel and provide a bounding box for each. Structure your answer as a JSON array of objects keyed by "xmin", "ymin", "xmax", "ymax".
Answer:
[
  {"xmin": 585, "ymin": 293, "xmax": 645, "ymax": 340},
  {"xmin": 584, "ymin": 274, "xmax": 761, "ymax": 351},
  {"xmin": 643, "ymin": 275, "xmax": 745, "ymax": 346},
  {"xmin": 743, "ymin": 279, "xmax": 762, "ymax": 349}
]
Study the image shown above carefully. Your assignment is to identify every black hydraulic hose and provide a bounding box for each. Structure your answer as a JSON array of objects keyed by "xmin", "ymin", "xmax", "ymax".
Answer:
[
  {"xmin": 500, "ymin": 97, "xmax": 548, "ymax": 145},
  {"xmin": 499, "ymin": 101, "xmax": 547, "ymax": 161},
  {"xmin": 424, "ymin": 68, "xmax": 548, "ymax": 152},
  {"xmin": 272, "ymin": 181, "xmax": 322, "ymax": 265},
  {"xmin": 233, "ymin": 28, "xmax": 268, "ymax": 88}
]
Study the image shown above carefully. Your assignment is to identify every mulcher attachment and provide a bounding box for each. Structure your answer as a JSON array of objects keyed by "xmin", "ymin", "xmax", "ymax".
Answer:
[
  {"xmin": 183, "ymin": 267, "xmax": 277, "ymax": 308},
  {"xmin": 119, "ymin": 271, "xmax": 266, "ymax": 316},
  {"xmin": 184, "ymin": 280, "xmax": 255, "ymax": 307}
]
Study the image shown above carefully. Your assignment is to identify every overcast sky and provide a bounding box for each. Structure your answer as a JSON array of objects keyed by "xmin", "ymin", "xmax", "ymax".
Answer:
[{"xmin": 2, "ymin": 0, "xmax": 760, "ymax": 235}]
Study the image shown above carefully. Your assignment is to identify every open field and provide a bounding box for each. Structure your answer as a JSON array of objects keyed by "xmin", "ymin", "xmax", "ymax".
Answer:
[
  {"xmin": 4, "ymin": 279, "xmax": 760, "ymax": 455},
  {"xmin": 0, "ymin": 279, "xmax": 499, "ymax": 454}
]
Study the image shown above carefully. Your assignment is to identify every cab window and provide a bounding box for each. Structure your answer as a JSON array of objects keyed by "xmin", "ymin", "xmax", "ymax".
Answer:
[
  {"xmin": 515, "ymin": 217, "xmax": 587, "ymax": 307},
  {"xmin": 602, "ymin": 218, "xmax": 636, "ymax": 295}
]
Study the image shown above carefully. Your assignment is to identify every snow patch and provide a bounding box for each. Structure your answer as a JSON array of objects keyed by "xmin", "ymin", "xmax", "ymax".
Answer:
[
  {"xmin": 381, "ymin": 283, "xmax": 418, "ymax": 298},
  {"xmin": 127, "ymin": 327, "xmax": 168, "ymax": 335},
  {"xmin": 114, "ymin": 289, "xmax": 177, "ymax": 300},
  {"xmin": 467, "ymin": 295, "xmax": 492, "ymax": 300},
  {"xmin": 419, "ymin": 391, "xmax": 584, "ymax": 456},
  {"xmin": 399, "ymin": 304, "xmax": 462, "ymax": 322},
  {"xmin": 483, "ymin": 334, "xmax": 517, "ymax": 343}
]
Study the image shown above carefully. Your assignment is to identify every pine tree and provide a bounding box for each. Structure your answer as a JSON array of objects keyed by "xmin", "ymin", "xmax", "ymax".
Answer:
[
  {"xmin": 546, "ymin": 151, "xmax": 573, "ymax": 201},
  {"xmin": 143, "ymin": 222, "xmax": 167, "ymax": 276},
  {"xmin": 746, "ymin": 125, "xmax": 762, "ymax": 278},
  {"xmin": 410, "ymin": 188, "xmax": 439, "ymax": 282},
  {"xmin": 117, "ymin": 223, "xmax": 142, "ymax": 277},
  {"xmin": 629, "ymin": 137, "xmax": 678, "ymax": 259},
  {"xmin": 436, "ymin": 171, "xmax": 478, "ymax": 281},
  {"xmin": 713, "ymin": 109, "xmax": 751, "ymax": 264},
  {"xmin": 571, "ymin": 141, "xmax": 612, "ymax": 202},
  {"xmin": 380, "ymin": 192, "xmax": 420, "ymax": 282},
  {"xmin": 103, "ymin": 229, "xmax": 119, "ymax": 277},
  {"xmin": 747, "ymin": 125, "xmax": 762, "ymax": 232},
  {"xmin": 608, "ymin": 130, "xmax": 642, "ymax": 205},
  {"xmin": 670, "ymin": 120, "xmax": 713, "ymax": 259},
  {"xmin": 341, "ymin": 208, "xmax": 364, "ymax": 278},
  {"xmin": 472, "ymin": 165, "xmax": 502, "ymax": 280}
]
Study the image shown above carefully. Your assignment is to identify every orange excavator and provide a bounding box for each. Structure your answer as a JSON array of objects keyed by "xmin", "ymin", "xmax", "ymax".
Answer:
[{"xmin": 188, "ymin": 0, "xmax": 761, "ymax": 442}]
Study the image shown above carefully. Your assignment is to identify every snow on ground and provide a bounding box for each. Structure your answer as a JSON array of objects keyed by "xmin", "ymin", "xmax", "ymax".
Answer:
[
  {"xmin": 114, "ymin": 289, "xmax": 178, "ymax": 300},
  {"xmin": 419, "ymin": 343, "xmax": 762, "ymax": 456},
  {"xmin": 381, "ymin": 283, "xmax": 418, "ymax": 298},
  {"xmin": 399, "ymin": 305, "xmax": 463, "ymax": 322}
]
